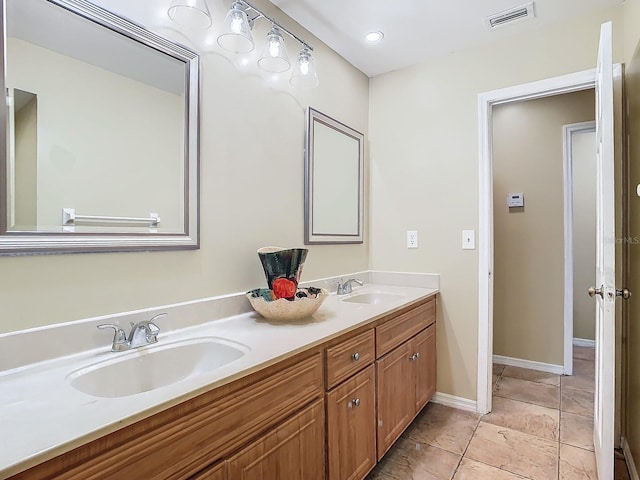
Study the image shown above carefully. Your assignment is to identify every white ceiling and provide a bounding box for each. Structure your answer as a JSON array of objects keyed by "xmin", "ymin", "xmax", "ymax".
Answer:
[
  {"xmin": 11, "ymin": 0, "xmax": 623, "ymax": 83},
  {"xmin": 269, "ymin": 0, "xmax": 623, "ymax": 77}
]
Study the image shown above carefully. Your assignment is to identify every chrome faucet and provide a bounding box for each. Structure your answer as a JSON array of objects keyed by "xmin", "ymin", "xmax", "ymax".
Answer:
[
  {"xmin": 336, "ymin": 278, "xmax": 364, "ymax": 295},
  {"xmin": 98, "ymin": 313, "xmax": 166, "ymax": 352}
]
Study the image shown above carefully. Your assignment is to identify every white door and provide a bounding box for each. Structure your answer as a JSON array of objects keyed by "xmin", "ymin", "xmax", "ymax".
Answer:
[{"xmin": 593, "ymin": 20, "xmax": 615, "ymax": 480}]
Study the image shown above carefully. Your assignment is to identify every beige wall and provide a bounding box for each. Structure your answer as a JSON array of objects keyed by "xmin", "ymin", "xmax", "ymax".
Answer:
[
  {"xmin": 0, "ymin": 0, "xmax": 370, "ymax": 334},
  {"xmin": 624, "ymin": 0, "xmax": 640, "ymax": 470},
  {"xmin": 572, "ymin": 130, "xmax": 597, "ymax": 341},
  {"xmin": 369, "ymin": 7, "xmax": 624, "ymax": 399},
  {"xmin": 492, "ymin": 91, "xmax": 595, "ymax": 365}
]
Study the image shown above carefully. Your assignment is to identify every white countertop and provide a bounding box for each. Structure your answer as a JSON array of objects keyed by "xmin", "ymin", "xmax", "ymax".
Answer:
[{"xmin": 0, "ymin": 282, "xmax": 437, "ymax": 478}]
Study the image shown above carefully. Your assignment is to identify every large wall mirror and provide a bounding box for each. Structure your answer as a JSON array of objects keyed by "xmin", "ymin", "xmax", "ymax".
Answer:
[
  {"xmin": 305, "ymin": 108, "xmax": 364, "ymax": 244},
  {"xmin": 0, "ymin": 0, "xmax": 200, "ymax": 254}
]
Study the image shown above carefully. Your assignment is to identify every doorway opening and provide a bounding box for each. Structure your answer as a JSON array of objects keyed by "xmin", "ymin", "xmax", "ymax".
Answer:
[
  {"xmin": 564, "ymin": 121, "xmax": 597, "ymax": 373},
  {"xmin": 477, "ymin": 62, "xmax": 624, "ymax": 463},
  {"xmin": 489, "ymin": 92, "xmax": 595, "ymax": 380},
  {"xmin": 477, "ymin": 68, "xmax": 598, "ymax": 415}
]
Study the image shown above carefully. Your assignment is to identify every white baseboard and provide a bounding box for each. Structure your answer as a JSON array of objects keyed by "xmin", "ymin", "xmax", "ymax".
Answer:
[
  {"xmin": 573, "ymin": 338, "xmax": 596, "ymax": 347},
  {"xmin": 431, "ymin": 392, "xmax": 478, "ymax": 413},
  {"xmin": 493, "ymin": 355, "xmax": 565, "ymax": 375},
  {"xmin": 623, "ymin": 437, "xmax": 640, "ymax": 480}
]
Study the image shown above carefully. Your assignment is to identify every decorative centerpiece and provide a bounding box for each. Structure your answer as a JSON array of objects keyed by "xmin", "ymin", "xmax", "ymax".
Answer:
[{"xmin": 247, "ymin": 246, "xmax": 329, "ymax": 321}]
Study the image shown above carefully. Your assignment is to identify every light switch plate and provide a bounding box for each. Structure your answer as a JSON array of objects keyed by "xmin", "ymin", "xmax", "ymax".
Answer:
[{"xmin": 462, "ymin": 230, "xmax": 475, "ymax": 250}]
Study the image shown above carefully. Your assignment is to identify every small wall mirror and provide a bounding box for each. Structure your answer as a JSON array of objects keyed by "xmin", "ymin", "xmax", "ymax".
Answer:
[
  {"xmin": 304, "ymin": 108, "xmax": 364, "ymax": 244},
  {"xmin": 0, "ymin": 0, "xmax": 200, "ymax": 254}
]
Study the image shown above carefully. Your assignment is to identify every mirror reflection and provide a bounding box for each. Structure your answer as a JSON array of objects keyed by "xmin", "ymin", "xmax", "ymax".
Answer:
[{"xmin": 1, "ymin": 0, "xmax": 200, "ymax": 253}]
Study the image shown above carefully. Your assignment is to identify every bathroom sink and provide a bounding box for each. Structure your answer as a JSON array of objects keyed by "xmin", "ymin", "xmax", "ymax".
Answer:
[
  {"xmin": 67, "ymin": 337, "xmax": 248, "ymax": 398},
  {"xmin": 341, "ymin": 292, "xmax": 405, "ymax": 305}
]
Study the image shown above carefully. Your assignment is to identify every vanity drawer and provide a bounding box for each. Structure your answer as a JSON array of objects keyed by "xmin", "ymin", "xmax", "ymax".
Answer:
[
  {"xmin": 326, "ymin": 329, "xmax": 375, "ymax": 389},
  {"xmin": 376, "ymin": 298, "xmax": 435, "ymax": 358}
]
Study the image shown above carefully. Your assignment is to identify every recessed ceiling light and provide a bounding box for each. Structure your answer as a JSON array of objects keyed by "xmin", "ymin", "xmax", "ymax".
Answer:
[{"xmin": 365, "ymin": 31, "xmax": 384, "ymax": 43}]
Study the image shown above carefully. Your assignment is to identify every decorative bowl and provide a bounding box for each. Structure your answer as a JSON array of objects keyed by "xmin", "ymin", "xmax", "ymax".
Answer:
[
  {"xmin": 257, "ymin": 246, "xmax": 308, "ymax": 289},
  {"xmin": 246, "ymin": 287, "xmax": 329, "ymax": 321}
]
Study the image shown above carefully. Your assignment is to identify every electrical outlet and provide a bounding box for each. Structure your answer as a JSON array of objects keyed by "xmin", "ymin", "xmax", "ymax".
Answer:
[{"xmin": 407, "ymin": 230, "xmax": 418, "ymax": 249}]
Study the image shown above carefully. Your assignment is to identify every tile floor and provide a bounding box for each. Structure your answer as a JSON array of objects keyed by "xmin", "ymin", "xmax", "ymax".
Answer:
[{"xmin": 366, "ymin": 345, "xmax": 630, "ymax": 480}]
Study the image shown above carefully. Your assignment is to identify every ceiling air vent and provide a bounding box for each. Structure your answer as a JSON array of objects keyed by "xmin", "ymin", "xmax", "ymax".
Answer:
[{"xmin": 484, "ymin": 2, "xmax": 535, "ymax": 30}]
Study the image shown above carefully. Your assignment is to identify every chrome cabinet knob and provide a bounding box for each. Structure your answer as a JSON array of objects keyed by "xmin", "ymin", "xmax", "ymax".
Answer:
[
  {"xmin": 351, "ymin": 352, "xmax": 360, "ymax": 361},
  {"xmin": 350, "ymin": 398, "xmax": 361, "ymax": 408},
  {"xmin": 409, "ymin": 352, "xmax": 420, "ymax": 361}
]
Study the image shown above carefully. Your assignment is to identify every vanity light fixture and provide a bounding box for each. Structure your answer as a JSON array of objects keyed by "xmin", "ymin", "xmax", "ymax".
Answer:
[
  {"xmin": 168, "ymin": 0, "xmax": 318, "ymax": 86},
  {"xmin": 216, "ymin": 0, "xmax": 318, "ymax": 86},
  {"xmin": 167, "ymin": 0, "xmax": 212, "ymax": 30},
  {"xmin": 365, "ymin": 31, "xmax": 384, "ymax": 43}
]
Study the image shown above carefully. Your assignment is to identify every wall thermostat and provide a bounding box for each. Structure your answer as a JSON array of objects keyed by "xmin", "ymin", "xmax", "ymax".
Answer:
[{"xmin": 507, "ymin": 193, "xmax": 524, "ymax": 208}]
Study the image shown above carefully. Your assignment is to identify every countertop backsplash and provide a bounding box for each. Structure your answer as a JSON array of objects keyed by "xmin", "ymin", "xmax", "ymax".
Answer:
[{"xmin": 0, "ymin": 271, "xmax": 439, "ymax": 373}]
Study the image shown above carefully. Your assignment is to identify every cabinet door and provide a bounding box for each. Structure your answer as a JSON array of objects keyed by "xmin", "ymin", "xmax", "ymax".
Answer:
[
  {"xmin": 327, "ymin": 365, "xmax": 376, "ymax": 480},
  {"xmin": 376, "ymin": 343, "xmax": 414, "ymax": 460},
  {"xmin": 410, "ymin": 324, "xmax": 436, "ymax": 413},
  {"xmin": 227, "ymin": 400, "xmax": 325, "ymax": 480}
]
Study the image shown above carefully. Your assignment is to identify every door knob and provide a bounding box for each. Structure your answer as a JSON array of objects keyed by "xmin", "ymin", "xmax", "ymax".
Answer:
[
  {"xmin": 616, "ymin": 288, "xmax": 632, "ymax": 300},
  {"xmin": 588, "ymin": 286, "xmax": 604, "ymax": 298}
]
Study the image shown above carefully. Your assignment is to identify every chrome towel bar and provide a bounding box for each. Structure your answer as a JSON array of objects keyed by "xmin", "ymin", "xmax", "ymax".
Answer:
[{"xmin": 62, "ymin": 208, "xmax": 160, "ymax": 227}]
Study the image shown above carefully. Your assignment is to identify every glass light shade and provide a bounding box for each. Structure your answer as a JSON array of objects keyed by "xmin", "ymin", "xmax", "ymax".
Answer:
[
  {"xmin": 289, "ymin": 48, "xmax": 319, "ymax": 88},
  {"xmin": 167, "ymin": 0, "xmax": 212, "ymax": 30},
  {"xmin": 217, "ymin": 2, "xmax": 254, "ymax": 53},
  {"xmin": 257, "ymin": 27, "xmax": 290, "ymax": 73}
]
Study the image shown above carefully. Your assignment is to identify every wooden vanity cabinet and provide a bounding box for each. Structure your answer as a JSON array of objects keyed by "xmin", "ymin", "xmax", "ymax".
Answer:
[
  {"xmin": 191, "ymin": 401, "xmax": 325, "ymax": 480},
  {"xmin": 376, "ymin": 299, "xmax": 436, "ymax": 357},
  {"xmin": 226, "ymin": 400, "xmax": 325, "ymax": 480},
  {"xmin": 375, "ymin": 299, "xmax": 436, "ymax": 459},
  {"xmin": 325, "ymin": 329, "xmax": 376, "ymax": 480},
  {"xmin": 9, "ymin": 353, "xmax": 324, "ymax": 480},
  {"xmin": 9, "ymin": 295, "xmax": 437, "ymax": 480},
  {"xmin": 375, "ymin": 342, "xmax": 414, "ymax": 459},
  {"xmin": 326, "ymin": 366, "xmax": 376, "ymax": 480},
  {"xmin": 325, "ymin": 330, "xmax": 375, "ymax": 389},
  {"xmin": 412, "ymin": 324, "xmax": 437, "ymax": 412}
]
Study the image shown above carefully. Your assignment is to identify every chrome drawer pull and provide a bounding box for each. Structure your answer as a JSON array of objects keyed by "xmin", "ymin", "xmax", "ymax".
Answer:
[{"xmin": 351, "ymin": 352, "xmax": 360, "ymax": 361}]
